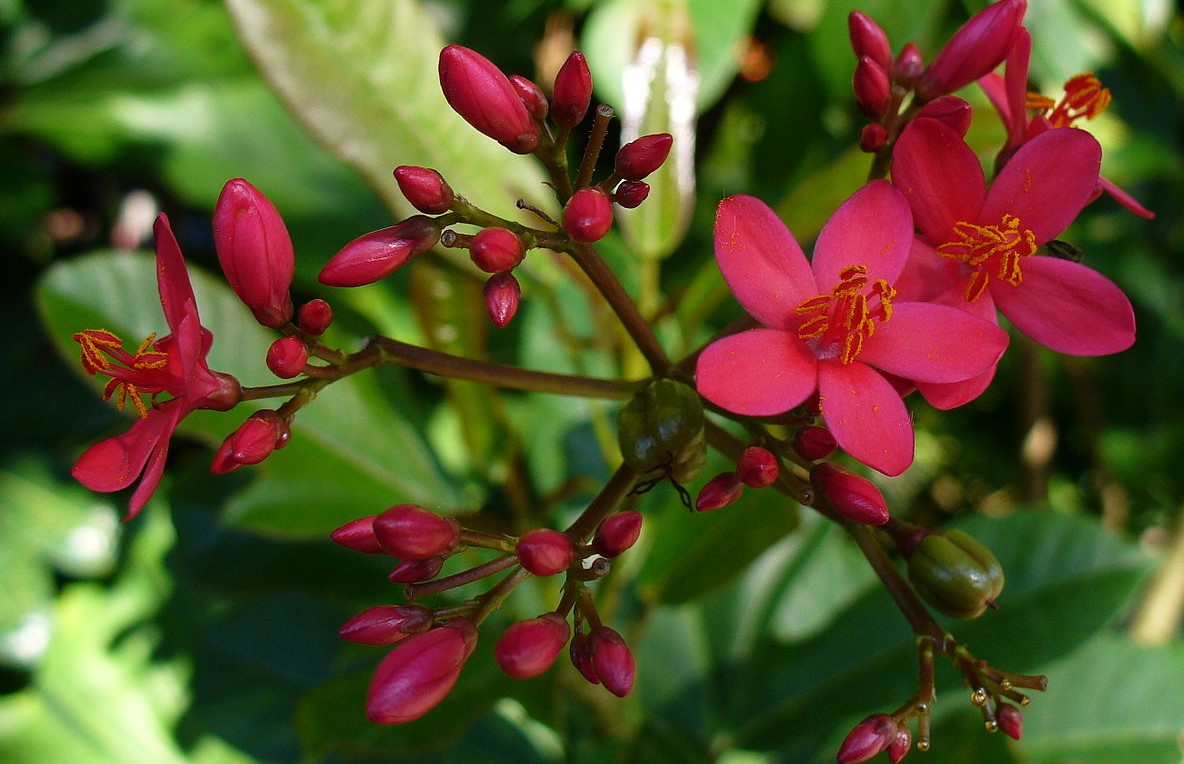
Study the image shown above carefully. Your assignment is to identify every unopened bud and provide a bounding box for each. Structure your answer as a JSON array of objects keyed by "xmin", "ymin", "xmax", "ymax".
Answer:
[
  {"xmin": 213, "ymin": 178, "xmax": 295, "ymax": 328},
  {"xmin": 389, "ymin": 555, "xmax": 446, "ymax": 583},
  {"xmin": 793, "ymin": 425, "xmax": 838, "ymax": 461},
  {"xmin": 996, "ymin": 703, "xmax": 1022, "ymax": 740},
  {"xmin": 266, "ymin": 336, "xmax": 308, "ymax": 379},
  {"xmin": 569, "ymin": 631, "xmax": 600, "ymax": 685},
  {"xmin": 590, "ymin": 626, "xmax": 635, "ymax": 697},
  {"xmin": 614, "ymin": 133, "xmax": 673, "ymax": 181},
  {"xmin": 551, "ymin": 51, "xmax": 593, "ymax": 128},
  {"xmin": 854, "ymin": 56, "xmax": 892, "ymax": 119},
  {"xmin": 210, "ymin": 410, "xmax": 288, "ymax": 473},
  {"xmin": 592, "ymin": 511, "xmax": 643, "ymax": 557},
  {"xmin": 612, "ymin": 180, "xmax": 650, "ymax": 209},
  {"xmin": 893, "ymin": 43, "xmax": 924, "ymax": 88},
  {"xmin": 483, "ymin": 271, "xmax": 521, "ymax": 328},
  {"xmin": 494, "ymin": 613, "xmax": 570, "ymax": 678},
  {"xmin": 365, "ymin": 619, "xmax": 478, "ymax": 724},
  {"xmin": 811, "ymin": 463, "xmax": 889, "ymax": 525},
  {"xmin": 915, "ymin": 95, "xmax": 973, "ymax": 136},
  {"xmin": 339, "ymin": 603, "xmax": 433, "ymax": 646},
  {"xmin": 320, "ymin": 216, "xmax": 439, "ymax": 287},
  {"xmin": 373, "ymin": 504, "xmax": 460, "ymax": 561},
  {"xmin": 297, "ymin": 298, "xmax": 334, "ymax": 335},
  {"xmin": 888, "ymin": 727, "xmax": 912, "ymax": 763},
  {"xmin": 330, "ymin": 515, "xmax": 384, "ymax": 554},
  {"xmin": 906, "ymin": 529, "xmax": 1004, "ymax": 619},
  {"xmin": 438, "ymin": 45, "xmax": 541, "ymax": 154},
  {"xmin": 736, "ymin": 446, "xmax": 779, "ymax": 488},
  {"xmin": 696, "ymin": 471, "xmax": 745, "ymax": 511},
  {"xmin": 516, "ymin": 528, "xmax": 575, "ymax": 576},
  {"xmin": 848, "ymin": 12, "xmax": 893, "ymax": 71},
  {"xmin": 916, "ymin": 0, "xmax": 1026, "ymax": 101},
  {"xmin": 837, "ymin": 714, "xmax": 897, "ymax": 764},
  {"xmin": 394, "ymin": 166, "xmax": 454, "ymax": 214},
  {"xmin": 859, "ymin": 122, "xmax": 889, "ymax": 153},
  {"xmin": 563, "ymin": 187, "xmax": 613, "ymax": 243},
  {"xmin": 470, "ymin": 227, "xmax": 525, "ymax": 273},
  {"xmin": 509, "ymin": 74, "xmax": 548, "ymax": 121}
]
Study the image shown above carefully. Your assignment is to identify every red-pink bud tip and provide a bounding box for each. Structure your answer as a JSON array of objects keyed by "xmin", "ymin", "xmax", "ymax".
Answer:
[
  {"xmin": 695, "ymin": 471, "xmax": 745, "ymax": 511},
  {"xmin": 213, "ymin": 178, "xmax": 295, "ymax": 328},
  {"xmin": 737, "ymin": 446, "xmax": 779, "ymax": 488},
  {"xmin": 589, "ymin": 626, "xmax": 635, "ymax": 697},
  {"xmin": 438, "ymin": 45, "xmax": 541, "ymax": 154},
  {"xmin": 365, "ymin": 619, "xmax": 478, "ymax": 725},
  {"xmin": 614, "ymin": 133, "xmax": 673, "ymax": 181},
  {"xmin": 893, "ymin": 43, "xmax": 924, "ymax": 87},
  {"xmin": 811, "ymin": 463, "xmax": 889, "ymax": 525},
  {"xmin": 266, "ymin": 336, "xmax": 308, "ymax": 379},
  {"xmin": 859, "ymin": 123, "xmax": 889, "ymax": 153},
  {"xmin": 339, "ymin": 604, "xmax": 433, "ymax": 646},
  {"xmin": 569, "ymin": 631, "xmax": 600, "ymax": 685},
  {"xmin": 592, "ymin": 511, "xmax": 643, "ymax": 557},
  {"xmin": 848, "ymin": 11, "xmax": 893, "ymax": 72},
  {"xmin": 793, "ymin": 425, "xmax": 838, "ymax": 461},
  {"xmin": 494, "ymin": 613, "xmax": 571, "ymax": 679},
  {"xmin": 373, "ymin": 504, "xmax": 460, "ymax": 561},
  {"xmin": 836, "ymin": 714, "xmax": 897, "ymax": 764},
  {"xmin": 388, "ymin": 555, "xmax": 446, "ymax": 583},
  {"xmin": 563, "ymin": 187, "xmax": 613, "ymax": 243},
  {"xmin": 320, "ymin": 216, "xmax": 440, "ymax": 287},
  {"xmin": 297, "ymin": 298, "xmax": 334, "ymax": 335},
  {"xmin": 210, "ymin": 410, "xmax": 287, "ymax": 474},
  {"xmin": 394, "ymin": 165, "xmax": 454, "ymax": 214},
  {"xmin": 551, "ymin": 50, "xmax": 593, "ymax": 128},
  {"xmin": 612, "ymin": 180, "xmax": 650, "ymax": 209},
  {"xmin": 916, "ymin": 0, "xmax": 1027, "ymax": 101},
  {"xmin": 470, "ymin": 227, "xmax": 526, "ymax": 273},
  {"xmin": 516, "ymin": 528, "xmax": 575, "ymax": 576},
  {"xmin": 996, "ymin": 703, "xmax": 1023, "ymax": 740},
  {"xmin": 330, "ymin": 515, "xmax": 384, "ymax": 554},
  {"xmin": 854, "ymin": 56, "xmax": 892, "ymax": 120},
  {"xmin": 915, "ymin": 95, "xmax": 973, "ymax": 136},
  {"xmin": 887, "ymin": 727, "xmax": 912, "ymax": 763},
  {"xmin": 509, "ymin": 75, "xmax": 549, "ymax": 121},
  {"xmin": 483, "ymin": 271, "xmax": 521, "ymax": 328}
]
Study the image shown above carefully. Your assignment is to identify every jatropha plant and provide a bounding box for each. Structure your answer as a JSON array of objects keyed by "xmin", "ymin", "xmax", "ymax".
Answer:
[{"xmin": 66, "ymin": 0, "xmax": 1149, "ymax": 760}]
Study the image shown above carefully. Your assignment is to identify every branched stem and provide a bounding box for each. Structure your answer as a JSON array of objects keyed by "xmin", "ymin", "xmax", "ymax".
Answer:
[{"xmin": 565, "ymin": 462, "xmax": 640, "ymax": 542}]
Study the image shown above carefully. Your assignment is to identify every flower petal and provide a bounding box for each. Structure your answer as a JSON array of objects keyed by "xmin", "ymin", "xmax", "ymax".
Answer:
[
  {"xmin": 818, "ymin": 361, "xmax": 913, "ymax": 476},
  {"xmin": 917, "ymin": 365, "xmax": 999, "ymax": 410},
  {"xmin": 990, "ymin": 256, "xmax": 1135, "ymax": 355},
  {"xmin": 982, "ymin": 128, "xmax": 1101, "ymax": 244},
  {"xmin": 859, "ymin": 302, "xmax": 1008, "ymax": 383},
  {"xmin": 1097, "ymin": 177, "xmax": 1155, "ymax": 220},
  {"xmin": 714, "ymin": 195, "xmax": 816, "ymax": 329},
  {"xmin": 892, "ymin": 118, "xmax": 986, "ymax": 245},
  {"xmin": 695, "ymin": 328, "xmax": 817, "ymax": 416},
  {"xmin": 894, "ymin": 237, "xmax": 961, "ymax": 302},
  {"xmin": 811, "ymin": 179, "xmax": 914, "ymax": 287}
]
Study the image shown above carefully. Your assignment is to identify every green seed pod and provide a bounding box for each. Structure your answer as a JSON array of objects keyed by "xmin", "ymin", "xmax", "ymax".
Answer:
[
  {"xmin": 907, "ymin": 530, "xmax": 1004, "ymax": 620},
  {"xmin": 617, "ymin": 379, "xmax": 706, "ymax": 483}
]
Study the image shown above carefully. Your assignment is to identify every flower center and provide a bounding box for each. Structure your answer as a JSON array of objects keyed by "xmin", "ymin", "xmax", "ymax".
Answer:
[
  {"xmin": 795, "ymin": 264, "xmax": 896, "ymax": 364},
  {"xmin": 74, "ymin": 329, "xmax": 170, "ymax": 418},
  {"xmin": 1026, "ymin": 72, "xmax": 1110, "ymax": 129},
  {"xmin": 936, "ymin": 214, "xmax": 1036, "ymax": 302}
]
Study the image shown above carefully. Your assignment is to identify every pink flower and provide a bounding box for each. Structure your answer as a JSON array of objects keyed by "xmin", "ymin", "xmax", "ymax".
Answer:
[
  {"xmin": 892, "ymin": 118, "xmax": 1136, "ymax": 364},
  {"xmin": 72, "ymin": 214, "xmax": 241, "ymax": 518},
  {"xmin": 695, "ymin": 182, "xmax": 1008, "ymax": 475}
]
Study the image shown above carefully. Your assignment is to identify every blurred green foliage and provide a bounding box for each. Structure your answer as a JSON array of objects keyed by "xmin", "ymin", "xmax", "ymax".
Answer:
[{"xmin": 3, "ymin": 0, "xmax": 1183, "ymax": 762}]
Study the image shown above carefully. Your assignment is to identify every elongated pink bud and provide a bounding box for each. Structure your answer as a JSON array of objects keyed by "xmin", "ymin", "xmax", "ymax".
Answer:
[
  {"xmin": 340, "ymin": 603, "xmax": 433, "ymax": 646},
  {"xmin": 612, "ymin": 180, "xmax": 650, "ymax": 209},
  {"xmin": 915, "ymin": 95, "xmax": 973, "ymax": 136},
  {"xmin": 438, "ymin": 45, "xmax": 540, "ymax": 154},
  {"xmin": 854, "ymin": 56, "xmax": 892, "ymax": 119},
  {"xmin": 592, "ymin": 511, "xmax": 642, "ymax": 557},
  {"xmin": 210, "ymin": 410, "xmax": 288, "ymax": 474},
  {"xmin": 388, "ymin": 555, "xmax": 445, "ymax": 583},
  {"xmin": 266, "ymin": 336, "xmax": 308, "ymax": 379},
  {"xmin": 737, "ymin": 446, "xmax": 779, "ymax": 488},
  {"xmin": 893, "ymin": 43, "xmax": 924, "ymax": 87},
  {"xmin": 614, "ymin": 133, "xmax": 673, "ymax": 181},
  {"xmin": 373, "ymin": 504, "xmax": 460, "ymax": 560},
  {"xmin": 509, "ymin": 74, "xmax": 548, "ymax": 121},
  {"xmin": 470, "ymin": 227, "xmax": 525, "ymax": 273},
  {"xmin": 330, "ymin": 515, "xmax": 384, "ymax": 554},
  {"xmin": 516, "ymin": 528, "xmax": 575, "ymax": 576},
  {"xmin": 589, "ymin": 626, "xmax": 635, "ymax": 697},
  {"xmin": 695, "ymin": 471, "xmax": 744, "ymax": 511},
  {"xmin": 837, "ymin": 714, "xmax": 897, "ymax": 764},
  {"xmin": 494, "ymin": 613, "xmax": 570, "ymax": 678},
  {"xmin": 792, "ymin": 425, "xmax": 837, "ymax": 461},
  {"xmin": 916, "ymin": 0, "xmax": 1026, "ymax": 101},
  {"xmin": 551, "ymin": 51, "xmax": 593, "ymax": 127},
  {"xmin": 997, "ymin": 704, "xmax": 1023, "ymax": 740},
  {"xmin": 394, "ymin": 166, "xmax": 454, "ymax": 214},
  {"xmin": 365, "ymin": 619, "xmax": 478, "ymax": 724},
  {"xmin": 297, "ymin": 298, "xmax": 333, "ymax": 335},
  {"xmin": 563, "ymin": 187, "xmax": 613, "ymax": 243},
  {"xmin": 848, "ymin": 11, "xmax": 892, "ymax": 71},
  {"xmin": 484, "ymin": 272, "xmax": 521, "ymax": 327},
  {"xmin": 569, "ymin": 631, "xmax": 599, "ymax": 685},
  {"xmin": 811, "ymin": 463, "xmax": 889, "ymax": 525},
  {"xmin": 320, "ymin": 216, "xmax": 440, "ymax": 287},
  {"xmin": 213, "ymin": 179, "xmax": 295, "ymax": 328},
  {"xmin": 888, "ymin": 727, "xmax": 912, "ymax": 763}
]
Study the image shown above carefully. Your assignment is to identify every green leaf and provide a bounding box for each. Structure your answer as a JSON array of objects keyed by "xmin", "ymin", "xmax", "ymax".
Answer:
[{"xmin": 223, "ymin": 0, "xmax": 548, "ymax": 221}]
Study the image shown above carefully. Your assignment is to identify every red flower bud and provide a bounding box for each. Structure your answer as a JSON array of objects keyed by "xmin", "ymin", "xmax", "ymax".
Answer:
[
  {"xmin": 811, "ymin": 463, "xmax": 889, "ymax": 525},
  {"xmin": 612, "ymin": 180, "xmax": 650, "ymax": 209},
  {"xmin": 848, "ymin": 12, "xmax": 893, "ymax": 72},
  {"xmin": 793, "ymin": 425, "xmax": 837, "ymax": 461},
  {"xmin": 320, "ymin": 216, "xmax": 440, "ymax": 287},
  {"xmin": 837, "ymin": 714, "xmax": 897, "ymax": 764},
  {"xmin": 394, "ymin": 166, "xmax": 454, "ymax": 214},
  {"xmin": 438, "ymin": 45, "xmax": 541, "ymax": 154},
  {"xmin": 915, "ymin": 95, "xmax": 972, "ymax": 136},
  {"xmin": 494, "ymin": 613, "xmax": 570, "ymax": 678},
  {"xmin": 589, "ymin": 626, "xmax": 635, "ymax": 697},
  {"xmin": 563, "ymin": 187, "xmax": 613, "ymax": 243},
  {"xmin": 210, "ymin": 410, "xmax": 288, "ymax": 474},
  {"xmin": 340, "ymin": 603, "xmax": 433, "ymax": 646},
  {"xmin": 213, "ymin": 178, "xmax": 295, "ymax": 328},
  {"xmin": 373, "ymin": 504, "xmax": 460, "ymax": 560},
  {"xmin": 551, "ymin": 51, "xmax": 593, "ymax": 128},
  {"xmin": 569, "ymin": 631, "xmax": 600, "ymax": 685},
  {"xmin": 997, "ymin": 703, "xmax": 1023, "ymax": 740},
  {"xmin": 330, "ymin": 515, "xmax": 384, "ymax": 554},
  {"xmin": 916, "ymin": 0, "xmax": 1026, "ymax": 101},
  {"xmin": 266, "ymin": 336, "xmax": 308, "ymax": 379},
  {"xmin": 592, "ymin": 511, "xmax": 643, "ymax": 557},
  {"xmin": 516, "ymin": 528, "xmax": 575, "ymax": 576},
  {"xmin": 614, "ymin": 133, "xmax": 673, "ymax": 181},
  {"xmin": 509, "ymin": 74, "xmax": 548, "ymax": 121},
  {"xmin": 365, "ymin": 619, "xmax": 478, "ymax": 724},
  {"xmin": 695, "ymin": 471, "xmax": 744, "ymax": 511},
  {"xmin": 388, "ymin": 555, "xmax": 446, "ymax": 583},
  {"xmin": 737, "ymin": 446, "xmax": 779, "ymax": 488},
  {"xmin": 297, "ymin": 298, "xmax": 334, "ymax": 335},
  {"xmin": 893, "ymin": 43, "xmax": 924, "ymax": 87},
  {"xmin": 483, "ymin": 271, "xmax": 521, "ymax": 328},
  {"xmin": 854, "ymin": 56, "xmax": 892, "ymax": 119},
  {"xmin": 859, "ymin": 123, "xmax": 888, "ymax": 153},
  {"xmin": 888, "ymin": 727, "xmax": 912, "ymax": 763},
  {"xmin": 470, "ymin": 227, "xmax": 525, "ymax": 273}
]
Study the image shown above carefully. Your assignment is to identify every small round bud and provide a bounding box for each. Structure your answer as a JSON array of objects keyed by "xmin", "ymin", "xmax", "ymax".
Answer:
[
  {"xmin": 837, "ymin": 714, "xmax": 897, "ymax": 764},
  {"xmin": 373, "ymin": 504, "xmax": 460, "ymax": 561},
  {"xmin": 394, "ymin": 166, "xmax": 454, "ymax": 214},
  {"xmin": 737, "ymin": 446, "xmax": 779, "ymax": 488},
  {"xmin": 996, "ymin": 703, "xmax": 1023, "ymax": 740},
  {"xmin": 483, "ymin": 271, "xmax": 521, "ymax": 328},
  {"xmin": 859, "ymin": 123, "xmax": 889, "ymax": 153},
  {"xmin": 811, "ymin": 462, "xmax": 889, "ymax": 525},
  {"xmin": 592, "ymin": 511, "xmax": 643, "ymax": 557},
  {"xmin": 589, "ymin": 626, "xmax": 635, "ymax": 697},
  {"xmin": 388, "ymin": 555, "xmax": 446, "ymax": 583},
  {"xmin": 509, "ymin": 74, "xmax": 548, "ymax": 121},
  {"xmin": 893, "ymin": 43, "xmax": 924, "ymax": 87},
  {"xmin": 365, "ymin": 619, "xmax": 478, "ymax": 725},
  {"xmin": 266, "ymin": 336, "xmax": 308, "ymax": 379},
  {"xmin": 612, "ymin": 180, "xmax": 650, "ymax": 209},
  {"xmin": 297, "ymin": 298, "xmax": 334, "ymax": 335},
  {"xmin": 695, "ymin": 471, "xmax": 745, "ymax": 511},
  {"xmin": 563, "ymin": 187, "xmax": 613, "ymax": 243},
  {"xmin": 330, "ymin": 515, "xmax": 384, "ymax": 554},
  {"xmin": 516, "ymin": 528, "xmax": 575, "ymax": 576},
  {"xmin": 494, "ymin": 613, "xmax": 570, "ymax": 678},
  {"xmin": 793, "ymin": 425, "xmax": 838, "ymax": 461},
  {"xmin": 320, "ymin": 216, "xmax": 440, "ymax": 287},
  {"xmin": 614, "ymin": 133, "xmax": 673, "ymax": 181},
  {"xmin": 906, "ymin": 529, "xmax": 1004, "ymax": 620},
  {"xmin": 470, "ymin": 227, "xmax": 525, "ymax": 273},
  {"xmin": 551, "ymin": 51, "xmax": 593, "ymax": 128},
  {"xmin": 339, "ymin": 603, "xmax": 433, "ymax": 646}
]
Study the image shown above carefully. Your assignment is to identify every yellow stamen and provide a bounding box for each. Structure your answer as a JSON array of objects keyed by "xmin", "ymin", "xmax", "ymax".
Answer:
[
  {"xmin": 794, "ymin": 264, "xmax": 895, "ymax": 364},
  {"xmin": 937, "ymin": 215, "xmax": 1036, "ymax": 301}
]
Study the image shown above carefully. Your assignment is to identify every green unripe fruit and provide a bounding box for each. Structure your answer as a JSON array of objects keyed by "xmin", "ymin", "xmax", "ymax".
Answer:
[
  {"xmin": 617, "ymin": 379, "xmax": 706, "ymax": 483},
  {"xmin": 907, "ymin": 530, "xmax": 1004, "ymax": 620}
]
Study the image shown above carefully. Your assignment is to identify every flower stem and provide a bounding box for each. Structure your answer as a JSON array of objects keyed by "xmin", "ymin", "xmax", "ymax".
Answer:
[{"xmin": 564, "ymin": 462, "xmax": 640, "ymax": 542}]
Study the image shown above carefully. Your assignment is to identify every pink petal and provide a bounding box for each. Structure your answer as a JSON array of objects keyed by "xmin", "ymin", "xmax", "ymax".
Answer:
[
  {"xmin": 894, "ymin": 237, "xmax": 961, "ymax": 302},
  {"xmin": 990, "ymin": 256, "xmax": 1135, "ymax": 355},
  {"xmin": 811, "ymin": 179, "xmax": 913, "ymax": 287},
  {"xmin": 1097, "ymin": 177, "xmax": 1155, "ymax": 220},
  {"xmin": 153, "ymin": 214, "xmax": 199, "ymax": 334},
  {"xmin": 892, "ymin": 119, "xmax": 986, "ymax": 245},
  {"xmin": 714, "ymin": 195, "xmax": 816, "ymax": 330},
  {"xmin": 982, "ymin": 128, "xmax": 1101, "ymax": 244},
  {"xmin": 818, "ymin": 361, "xmax": 913, "ymax": 476},
  {"xmin": 918, "ymin": 365, "xmax": 998, "ymax": 410},
  {"xmin": 695, "ymin": 328, "xmax": 817, "ymax": 416},
  {"xmin": 859, "ymin": 302, "xmax": 1008, "ymax": 383}
]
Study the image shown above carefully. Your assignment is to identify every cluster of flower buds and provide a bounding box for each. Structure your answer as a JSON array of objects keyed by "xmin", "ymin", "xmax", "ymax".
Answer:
[
  {"xmin": 695, "ymin": 445, "xmax": 780, "ymax": 511},
  {"xmin": 330, "ymin": 501, "xmax": 645, "ymax": 723}
]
